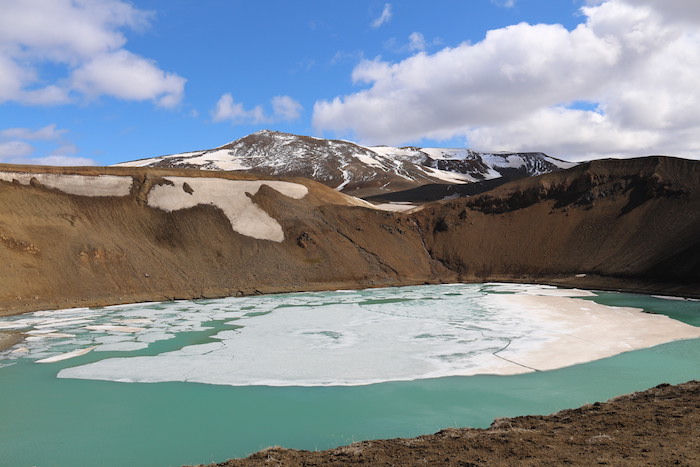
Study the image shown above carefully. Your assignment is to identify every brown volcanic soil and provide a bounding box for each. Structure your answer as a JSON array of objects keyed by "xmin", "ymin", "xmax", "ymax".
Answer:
[
  {"xmin": 2, "ymin": 156, "xmax": 700, "ymax": 316},
  {"xmin": 203, "ymin": 380, "xmax": 700, "ymax": 467},
  {"xmin": 0, "ymin": 164, "xmax": 451, "ymax": 316},
  {"xmin": 414, "ymin": 156, "xmax": 700, "ymax": 298}
]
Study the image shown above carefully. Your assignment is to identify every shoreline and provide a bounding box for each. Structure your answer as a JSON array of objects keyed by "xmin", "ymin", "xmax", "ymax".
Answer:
[
  {"xmin": 201, "ymin": 380, "xmax": 700, "ymax": 466},
  {"xmin": 2, "ymin": 274, "xmax": 699, "ymax": 319},
  {"xmin": 0, "ymin": 331, "xmax": 22, "ymax": 352}
]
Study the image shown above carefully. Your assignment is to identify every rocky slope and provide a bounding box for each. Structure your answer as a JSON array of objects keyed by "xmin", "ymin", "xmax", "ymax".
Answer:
[
  {"xmin": 114, "ymin": 130, "xmax": 575, "ymax": 197},
  {"xmin": 1, "ymin": 155, "xmax": 699, "ymax": 318},
  {"xmin": 415, "ymin": 156, "xmax": 700, "ymax": 295},
  {"xmin": 204, "ymin": 380, "xmax": 700, "ymax": 466}
]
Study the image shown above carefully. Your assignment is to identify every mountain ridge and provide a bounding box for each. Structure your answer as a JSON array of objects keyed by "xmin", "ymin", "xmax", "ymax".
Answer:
[{"xmin": 115, "ymin": 130, "xmax": 576, "ymax": 197}]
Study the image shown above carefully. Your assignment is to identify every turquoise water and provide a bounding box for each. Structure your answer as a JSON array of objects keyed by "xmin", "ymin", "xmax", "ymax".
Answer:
[{"xmin": 0, "ymin": 284, "xmax": 699, "ymax": 467}]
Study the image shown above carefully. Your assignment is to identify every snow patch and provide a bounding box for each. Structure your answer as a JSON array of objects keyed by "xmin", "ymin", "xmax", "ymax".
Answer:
[
  {"xmin": 147, "ymin": 177, "xmax": 308, "ymax": 242},
  {"xmin": 114, "ymin": 151, "xmax": 207, "ymax": 167},
  {"xmin": 36, "ymin": 346, "xmax": 97, "ymax": 363},
  {"xmin": 0, "ymin": 172, "xmax": 132, "ymax": 197},
  {"xmin": 419, "ymin": 148, "xmax": 471, "ymax": 161},
  {"xmin": 178, "ymin": 149, "xmax": 250, "ymax": 170},
  {"xmin": 371, "ymin": 203, "xmax": 418, "ymax": 212},
  {"xmin": 420, "ymin": 166, "xmax": 475, "ymax": 183},
  {"xmin": 354, "ymin": 153, "xmax": 385, "ymax": 168},
  {"xmin": 335, "ymin": 170, "xmax": 351, "ymax": 191}
]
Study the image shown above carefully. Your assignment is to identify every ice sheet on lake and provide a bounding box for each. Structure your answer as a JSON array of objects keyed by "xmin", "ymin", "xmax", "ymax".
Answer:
[{"xmin": 2, "ymin": 284, "xmax": 699, "ymax": 387}]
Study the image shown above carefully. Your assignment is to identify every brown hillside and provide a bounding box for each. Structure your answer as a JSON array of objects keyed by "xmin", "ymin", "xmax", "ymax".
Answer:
[
  {"xmin": 0, "ymin": 164, "xmax": 449, "ymax": 316},
  {"xmin": 1, "ymin": 156, "xmax": 699, "ymax": 316},
  {"xmin": 416, "ymin": 156, "xmax": 700, "ymax": 296}
]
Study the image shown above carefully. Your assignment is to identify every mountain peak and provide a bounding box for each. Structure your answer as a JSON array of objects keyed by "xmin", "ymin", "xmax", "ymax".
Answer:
[{"xmin": 115, "ymin": 131, "xmax": 576, "ymax": 198}]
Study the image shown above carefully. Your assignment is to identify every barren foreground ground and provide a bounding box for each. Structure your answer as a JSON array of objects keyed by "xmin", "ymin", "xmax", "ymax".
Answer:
[{"xmin": 202, "ymin": 380, "xmax": 700, "ymax": 467}]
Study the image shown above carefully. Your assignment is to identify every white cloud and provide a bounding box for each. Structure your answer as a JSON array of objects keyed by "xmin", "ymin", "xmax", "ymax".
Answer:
[
  {"xmin": 313, "ymin": 0, "xmax": 700, "ymax": 159},
  {"xmin": 212, "ymin": 93, "xmax": 303, "ymax": 125},
  {"xmin": 384, "ymin": 33, "xmax": 442, "ymax": 54},
  {"xmin": 0, "ymin": 124, "xmax": 67, "ymax": 141},
  {"xmin": 0, "ymin": 141, "xmax": 34, "ymax": 159},
  {"xmin": 0, "ymin": 0, "xmax": 184, "ymax": 107},
  {"xmin": 212, "ymin": 94, "xmax": 266, "ymax": 124},
  {"xmin": 27, "ymin": 155, "xmax": 96, "ymax": 166},
  {"xmin": 626, "ymin": 0, "xmax": 700, "ymax": 24},
  {"xmin": 466, "ymin": 107, "xmax": 664, "ymax": 161},
  {"xmin": 0, "ymin": 124, "xmax": 96, "ymax": 166},
  {"xmin": 71, "ymin": 50, "xmax": 185, "ymax": 108},
  {"xmin": 491, "ymin": 0, "xmax": 516, "ymax": 8},
  {"xmin": 372, "ymin": 3, "xmax": 392, "ymax": 28},
  {"xmin": 408, "ymin": 32, "xmax": 427, "ymax": 52},
  {"xmin": 271, "ymin": 95, "xmax": 303, "ymax": 121}
]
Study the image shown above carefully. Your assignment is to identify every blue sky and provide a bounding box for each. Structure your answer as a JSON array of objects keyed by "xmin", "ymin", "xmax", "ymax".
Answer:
[{"xmin": 1, "ymin": 0, "xmax": 700, "ymax": 165}]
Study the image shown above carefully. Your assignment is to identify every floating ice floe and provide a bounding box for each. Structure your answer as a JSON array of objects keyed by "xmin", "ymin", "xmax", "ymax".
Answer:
[
  {"xmin": 84, "ymin": 325, "xmax": 146, "ymax": 333},
  {"xmin": 2, "ymin": 284, "xmax": 700, "ymax": 386},
  {"xmin": 36, "ymin": 346, "xmax": 97, "ymax": 363},
  {"xmin": 55, "ymin": 285, "xmax": 700, "ymax": 386}
]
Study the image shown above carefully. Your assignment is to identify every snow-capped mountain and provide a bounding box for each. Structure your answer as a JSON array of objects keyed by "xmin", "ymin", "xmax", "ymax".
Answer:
[{"xmin": 115, "ymin": 130, "xmax": 576, "ymax": 196}]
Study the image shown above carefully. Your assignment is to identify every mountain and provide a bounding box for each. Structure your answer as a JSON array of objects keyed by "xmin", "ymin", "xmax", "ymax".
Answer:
[
  {"xmin": 1, "ymin": 155, "xmax": 699, "ymax": 317},
  {"xmin": 115, "ymin": 130, "xmax": 576, "ymax": 197}
]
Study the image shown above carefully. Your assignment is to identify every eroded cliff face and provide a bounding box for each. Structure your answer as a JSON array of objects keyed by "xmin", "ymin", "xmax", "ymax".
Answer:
[
  {"xmin": 416, "ymin": 156, "xmax": 700, "ymax": 295},
  {"xmin": 1, "ymin": 156, "xmax": 699, "ymax": 316}
]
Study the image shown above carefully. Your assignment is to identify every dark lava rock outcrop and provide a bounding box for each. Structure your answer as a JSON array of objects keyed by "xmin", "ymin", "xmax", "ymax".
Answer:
[{"xmin": 415, "ymin": 156, "xmax": 700, "ymax": 296}]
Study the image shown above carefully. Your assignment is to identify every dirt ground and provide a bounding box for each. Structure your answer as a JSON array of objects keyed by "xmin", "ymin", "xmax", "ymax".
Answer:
[
  {"xmin": 0, "ymin": 331, "xmax": 21, "ymax": 351},
  {"xmin": 202, "ymin": 380, "xmax": 700, "ymax": 467}
]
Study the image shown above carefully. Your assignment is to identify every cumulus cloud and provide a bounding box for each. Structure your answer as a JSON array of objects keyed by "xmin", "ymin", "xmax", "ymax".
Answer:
[
  {"xmin": 0, "ymin": 0, "xmax": 185, "ymax": 107},
  {"xmin": 212, "ymin": 93, "xmax": 303, "ymax": 125},
  {"xmin": 212, "ymin": 94, "xmax": 265, "ymax": 124},
  {"xmin": 313, "ymin": 0, "xmax": 700, "ymax": 159},
  {"xmin": 625, "ymin": 0, "xmax": 700, "ymax": 24},
  {"xmin": 0, "ymin": 124, "xmax": 96, "ymax": 166},
  {"xmin": 271, "ymin": 95, "xmax": 303, "ymax": 121},
  {"xmin": 372, "ymin": 3, "xmax": 393, "ymax": 28},
  {"xmin": 71, "ymin": 50, "xmax": 185, "ymax": 108}
]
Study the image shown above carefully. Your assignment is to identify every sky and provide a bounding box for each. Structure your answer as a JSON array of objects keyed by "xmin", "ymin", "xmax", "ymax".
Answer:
[{"xmin": 1, "ymin": 0, "xmax": 700, "ymax": 166}]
